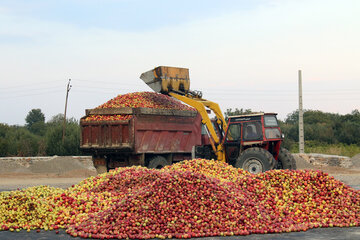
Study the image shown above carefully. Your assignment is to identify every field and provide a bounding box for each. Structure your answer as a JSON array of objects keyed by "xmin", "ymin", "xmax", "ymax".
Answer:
[{"xmin": 290, "ymin": 143, "xmax": 360, "ymax": 158}]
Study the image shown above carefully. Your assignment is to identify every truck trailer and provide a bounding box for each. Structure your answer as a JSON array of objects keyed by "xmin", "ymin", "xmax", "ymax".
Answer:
[{"xmin": 80, "ymin": 107, "xmax": 208, "ymax": 173}]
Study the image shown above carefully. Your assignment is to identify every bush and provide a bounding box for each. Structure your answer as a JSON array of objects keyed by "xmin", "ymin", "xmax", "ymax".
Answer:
[
  {"xmin": 45, "ymin": 115, "xmax": 81, "ymax": 156},
  {"xmin": 0, "ymin": 113, "xmax": 81, "ymax": 157}
]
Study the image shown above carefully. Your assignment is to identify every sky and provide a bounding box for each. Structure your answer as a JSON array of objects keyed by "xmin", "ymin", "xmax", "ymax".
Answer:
[{"xmin": 0, "ymin": 0, "xmax": 359, "ymax": 125}]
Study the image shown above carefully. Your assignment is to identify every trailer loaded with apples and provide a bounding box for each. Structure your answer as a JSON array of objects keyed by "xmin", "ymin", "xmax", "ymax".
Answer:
[{"xmin": 80, "ymin": 66, "xmax": 296, "ymax": 173}]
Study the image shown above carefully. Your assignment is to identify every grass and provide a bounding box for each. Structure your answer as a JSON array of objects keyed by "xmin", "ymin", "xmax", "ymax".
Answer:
[{"xmin": 289, "ymin": 142, "xmax": 360, "ymax": 158}]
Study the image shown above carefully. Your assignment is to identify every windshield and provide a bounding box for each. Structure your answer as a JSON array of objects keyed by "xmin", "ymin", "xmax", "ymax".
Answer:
[
  {"xmin": 264, "ymin": 115, "xmax": 278, "ymax": 127},
  {"xmin": 226, "ymin": 124, "xmax": 241, "ymax": 141},
  {"xmin": 243, "ymin": 121, "xmax": 262, "ymax": 140}
]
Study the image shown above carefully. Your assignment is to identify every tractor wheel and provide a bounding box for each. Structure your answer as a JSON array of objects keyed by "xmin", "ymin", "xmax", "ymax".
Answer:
[
  {"xmin": 276, "ymin": 148, "xmax": 297, "ymax": 170},
  {"xmin": 148, "ymin": 156, "xmax": 170, "ymax": 169},
  {"xmin": 235, "ymin": 148, "xmax": 274, "ymax": 174}
]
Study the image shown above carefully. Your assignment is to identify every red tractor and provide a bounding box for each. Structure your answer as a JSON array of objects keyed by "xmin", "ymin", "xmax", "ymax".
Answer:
[{"xmin": 220, "ymin": 113, "xmax": 295, "ymax": 173}]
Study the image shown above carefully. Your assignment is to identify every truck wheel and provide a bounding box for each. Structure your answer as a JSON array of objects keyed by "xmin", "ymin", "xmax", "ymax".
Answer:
[
  {"xmin": 276, "ymin": 148, "xmax": 297, "ymax": 170},
  {"xmin": 235, "ymin": 148, "xmax": 274, "ymax": 174},
  {"xmin": 148, "ymin": 156, "xmax": 169, "ymax": 169},
  {"xmin": 95, "ymin": 165, "xmax": 108, "ymax": 174},
  {"xmin": 93, "ymin": 157, "xmax": 108, "ymax": 174}
]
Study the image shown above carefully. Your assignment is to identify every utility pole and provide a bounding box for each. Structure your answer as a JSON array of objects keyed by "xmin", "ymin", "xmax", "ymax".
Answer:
[
  {"xmin": 298, "ymin": 70, "xmax": 305, "ymax": 153},
  {"xmin": 62, "ymin": 79, "xmax": 72, "ymax": 143}
]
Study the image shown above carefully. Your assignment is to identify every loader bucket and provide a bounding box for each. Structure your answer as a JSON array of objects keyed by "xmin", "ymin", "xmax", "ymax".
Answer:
[{"xmin": 140, "ymin": 66, "xmax": 190, "ymax": 94}]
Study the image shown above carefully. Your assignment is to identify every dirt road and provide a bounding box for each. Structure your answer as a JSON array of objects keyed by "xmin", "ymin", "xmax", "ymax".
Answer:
[
  {"xmin": 1, "ymin": 158, "xmax": 360, "ymax": 190},
  {"xmin": 0, "ymin": 174, "xmax": 86, "ymax": 191}
]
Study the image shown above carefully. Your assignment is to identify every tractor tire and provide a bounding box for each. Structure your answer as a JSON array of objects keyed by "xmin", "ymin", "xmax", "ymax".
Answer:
[
  {"xmin": 148, "ymin": 156, "xmax": 170, "ymax": 169},
  {"xmin": 276, "ymin": 148, "xmax": 297, "ymax": 170},
  {"xmin": 235, "ymin": 148, "xmax": 274, "ymax": 174}
]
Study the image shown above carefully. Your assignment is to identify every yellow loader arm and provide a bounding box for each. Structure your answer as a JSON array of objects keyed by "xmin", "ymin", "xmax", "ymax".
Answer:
[{"xmin": 140, "ymin": 66, "xmax": 227, "ymax": 162}]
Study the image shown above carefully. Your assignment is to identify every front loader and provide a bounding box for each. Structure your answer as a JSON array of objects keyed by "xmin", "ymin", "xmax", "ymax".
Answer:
[{"xmin": 140, "ymin": 66, "xmax": 296, "ymax": 173}]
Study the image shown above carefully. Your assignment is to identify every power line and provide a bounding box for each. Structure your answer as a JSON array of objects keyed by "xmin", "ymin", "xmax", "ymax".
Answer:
[
  {"xmin": 71, "ymin": 79, "xmax": 144, "ymax": 87},
  {"xmin": 1, "ymin": 80, "xmax": 64, "ymax": 89},
  {"xmin": 0, "ymin": 86, "xmax": 64, "ymax": 94},
  {"xmin": 0, "ymin": 89, "xmax": 64, "ymax": 99}
]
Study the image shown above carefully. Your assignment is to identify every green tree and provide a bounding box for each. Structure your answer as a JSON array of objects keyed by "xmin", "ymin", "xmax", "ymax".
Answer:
[
  {"xmin": 224, "ymin": 108, "xmax": 252, "ymax": 120},
  {"xmin": 15, "ymin": 128, "xmax": 41, "ymax": 156},
  {"xmin": 282, "ymin": 109, "xmax": 360, "ymax": 152},
  {"xmin": 278, "ymin": 121, "xmax": 298, "ymax": 150},
  {"xmin": 285, "ymin": 110, "xmax": 299, "ymax": 124},
  {"xmin": 0, "ymin": 124, "xmax": 9, "ymax": 156},
  {"xmin": 305, "ymin": 123, "xmax": 335, "ymax": 144},
  {"xmin": 47, "ymin": 113, "xmax": 65, "ymax": 124},
  {"xmin": 0, "ymin": 125, "xmax": 41, "ymax": 156},
  {"xmin": 25, "ymin": 109, "xmax": 46, "ymax": 135},
  {"xmin": 45, "ymin": 114, "xmax": 81, "ymax": 156},
  {"xmin": 336, "ymin": 121, "xmax": 360, "ymax": 145}
]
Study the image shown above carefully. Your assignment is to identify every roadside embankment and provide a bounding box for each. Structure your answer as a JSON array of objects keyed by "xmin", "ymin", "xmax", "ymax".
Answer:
[
  {"xmin": 0, "ymin": 156, "xmax": 96, "ymax": 178},
  {"xmin": 294, "ymin": 153, "xmax": 354, "ymax": 168}
]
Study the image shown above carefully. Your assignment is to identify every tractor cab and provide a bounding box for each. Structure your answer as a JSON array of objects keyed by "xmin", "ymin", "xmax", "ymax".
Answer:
[
  {"xmin": 223, "ymin": 113, "xmax": 283, "ymax": 173},
  {"xmin": 226, "ymin": 113, "xmax": 282, "ymax": 142}
]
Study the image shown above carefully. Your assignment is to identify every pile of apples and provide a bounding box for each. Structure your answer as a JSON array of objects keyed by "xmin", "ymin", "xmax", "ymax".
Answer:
[
  {"xmin": 83, "ymin": 92, "xmax": 195, "ymax": 122},
  {"xmin": 97, "ymin": 92, "xmax": 195, "ymax": 110},
  {"xmin": 84, "ymin": 114, "xmax": 132, "ymax": 122},
  {"xmin": 1, "ymin": 159, "xmax": 359, "ymax": 239}
]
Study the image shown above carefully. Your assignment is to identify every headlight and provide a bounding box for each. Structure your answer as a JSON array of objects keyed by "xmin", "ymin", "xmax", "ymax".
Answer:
[{"xmin": 265, "ymin": 128, "xmax": 281, "ymax": 139}]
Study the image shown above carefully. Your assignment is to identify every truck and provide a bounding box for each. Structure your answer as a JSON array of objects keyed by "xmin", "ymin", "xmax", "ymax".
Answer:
[
  {"xmin": 80, "ymin": 66, "xmax": 296, "ymax": 174},
  {"xmin": 80, "ymin": 107, "xmax": 205, "ymax": 173}
]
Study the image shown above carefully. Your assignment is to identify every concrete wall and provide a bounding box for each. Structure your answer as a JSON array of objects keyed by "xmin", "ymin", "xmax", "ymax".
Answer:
[
  {"xmin": 294, "ymin": 153, "xmax": 353, "ymax": 169},
  {"xmin": 0, "ymin": 156, "xmax": 97, "ymax": 177}
]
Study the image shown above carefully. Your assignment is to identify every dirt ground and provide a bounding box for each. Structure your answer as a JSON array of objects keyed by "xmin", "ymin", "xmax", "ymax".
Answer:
[
  {"xmin": 1, "ymin": 157, "xmax": 360, "ymax": 191},
  {"xmin": 0, "ymin": 174, "xmax": 87, "ymax": 190}
]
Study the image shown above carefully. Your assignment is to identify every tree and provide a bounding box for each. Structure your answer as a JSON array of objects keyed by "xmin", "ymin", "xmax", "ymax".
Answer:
[
  {"xmin": 47, "ymin": 113, "xmax": 78, "ymax": 125},
  {"xmin": 47, "ymin": 113, "xmax": 64, "ymax": 124},
  {"xmin": 25, "ymin": 109, "xmax": 46, "ymax": 135},
  {"xmin": 336, "ymin": 121, "xmax": 360, "ymax": 145},
  {"xmin": 45, "ymin": 114, "xmax": 81, "ymax": 156},
  {"xmin": 15, "ymin": 129, "xmax": 41, "ymax": 156},
  {"xmin": 0, "ymin": 124, "xmax": 9, "ymax": 156},
  {"xmin": 285, "ymin": 110, "xmax": 299, "ymax": 124},
  {"xmin": 224, "ymin": 108, "xmax": 252, "ymax": 120},
  {"xmin": 0, "ymin": 124, "xmax": 42, "ymax": 156}
]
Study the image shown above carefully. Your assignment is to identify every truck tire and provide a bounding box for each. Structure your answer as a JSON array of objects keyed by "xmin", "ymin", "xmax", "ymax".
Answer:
[
  {"xmin": 235, "ymin": 148, "xmax": 274, "ymax": 174},
  {"xmin": 95, "ymin": 165, "xmax": 107, "ymax": 174},
  {"xmin": 148, "ymin": 156, "xmax": 169, "ymax": 169},
  {"xmin": 93, "ymin": 157, "xmax": 108, "ymax": 174},
  {"xmin": 276, "ymin": 148, "xmax": 297, "ymax": 170}
]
